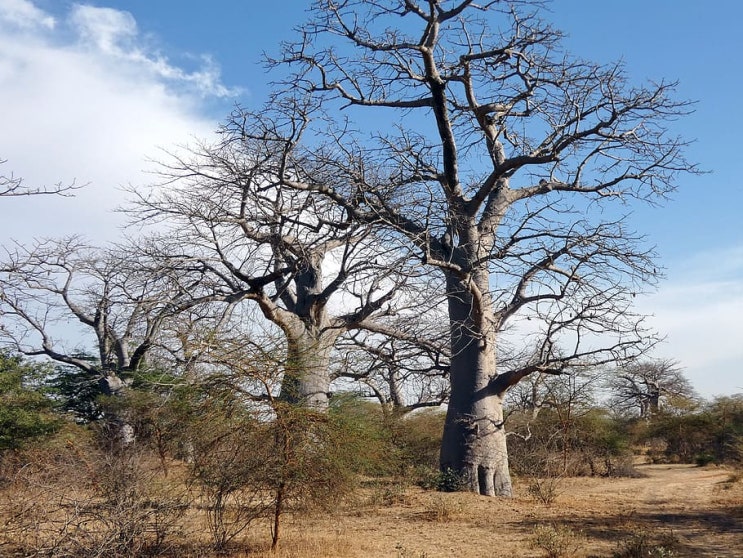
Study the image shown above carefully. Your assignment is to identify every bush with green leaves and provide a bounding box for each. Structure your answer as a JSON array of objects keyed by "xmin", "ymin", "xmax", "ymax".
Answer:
[
  {"xmin": 328, "ymin": 396, "xmax": 445, "ymax": 479},
  {"xmin": 640, "ymin": 395, "xmax": 743, "ymax": 466},
  {"xmin": 159, "ymin": 386, "xmax": 360, "ymax": 551},
  {"xmin": 0, "ymin": 352, "xmax": 59, "ymax": 456},
  {"xmin": 45, "ymin": 361, "xmax": 105, "ymax": 423},
  {"xmin": 507, "ymin": 406, "xmax": 635, "ymax": 478}
]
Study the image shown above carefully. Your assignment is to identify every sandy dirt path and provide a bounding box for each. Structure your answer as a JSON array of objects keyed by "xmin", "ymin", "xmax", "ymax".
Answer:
[{"xmin": 287, "ymin": 464, "xmax": 743, "ymax": 558}]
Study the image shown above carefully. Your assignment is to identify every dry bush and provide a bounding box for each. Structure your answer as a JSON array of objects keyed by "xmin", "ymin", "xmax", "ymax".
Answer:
[
  {"xmin": 508, "ymin": 408, "xmax": 637, "ymax": 479},
  {"xmin": 0, "ymin": 434, "xmax": 189, "ymax": 557},
  {"xmin": 395, "ymin": 543, "xmax": 430, "ymax": 558},
  {"xmin": 187, "ymin": 412, "xmax": 274, "ymax": 552},
  {"xmin": 421, "ymin": 494, "xmax": 462, "ymax": 522},
  {"xmin": 390, "ymin": 409, "xmax": 446, "ymax": 472},
  {"xmin": 527, "ymin": 474, "xmax": 563, "ymax": 506},
  {"xmin": 85, "ymin": 445, "xmax": 190, "ymax": 556},
  {"xmin": 530, "ymin": 524, "xmax": 586, "ymax": 558},
  {"xmin": 612, "ymin": 529, "xmax": 680, "ymax": 558},
  {"xmin": 367, "ymin": 481, "xmax": 411, "ymax": 507}
]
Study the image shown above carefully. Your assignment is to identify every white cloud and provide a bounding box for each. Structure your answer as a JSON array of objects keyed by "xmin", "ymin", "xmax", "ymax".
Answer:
[
  {"xmin": 0, "ymin": 0, "xmax": 54, "ymax": 30},
  {"xmin": 0, "ymin": 1, "xmax": 238, "ymax": 243},
  {"xmin": 67, "ymin": 5, "xmax": 238, "ymax": 98},
  {"xmin": 69, "ymin": 4, "xmax": 137, "ymax": 53},
  {"xmin": 639, "ymin": 246, "xmax": 743, "ymax": 398}
]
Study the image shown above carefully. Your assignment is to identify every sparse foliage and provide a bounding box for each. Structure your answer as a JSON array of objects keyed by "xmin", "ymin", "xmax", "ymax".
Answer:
[
  {"xmin": 129, "ymin": 127, "xmax": 435, "ymax": 411},
  {"xmin": 0, "ymin": 434, "xmax": 189, "ymax": 558},
  {"xmin": 612, "ymin": 529, "xmax": 680, "ymax": 558},
  {"xmin": 531, "ymin": 524, "xmax": 585, "ymax": 558}
]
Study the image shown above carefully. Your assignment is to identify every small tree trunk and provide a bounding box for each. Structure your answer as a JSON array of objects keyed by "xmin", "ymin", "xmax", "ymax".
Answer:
[
  {"xmin": 271, "ymin": 481, "xmax": 285, "ymax": 551},
  {"xmin": 439, "ymin": 276, "xmax": 513, "ymax": 497}
]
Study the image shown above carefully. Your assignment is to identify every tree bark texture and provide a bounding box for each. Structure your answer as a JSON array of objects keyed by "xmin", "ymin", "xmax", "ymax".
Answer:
[
  {"xmin": 279, "ymin": 323, "xmax": 338, "ymax": 411},
  {"xmin": 440, "ymin": 273, "xmax": 513, "ymax": 496}
]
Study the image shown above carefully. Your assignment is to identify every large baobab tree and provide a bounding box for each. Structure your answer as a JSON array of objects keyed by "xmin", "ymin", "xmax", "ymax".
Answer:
[
  {"xmin": 130, "ymin": 120, "xmax": 429, "ymax": 410},
  {"xmin": 239, "ymin": 0, "xmax": 697, "ymax": 495}
]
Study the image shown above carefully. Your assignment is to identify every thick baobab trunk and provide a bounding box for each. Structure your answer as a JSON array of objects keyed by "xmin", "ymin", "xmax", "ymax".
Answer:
[
  {"xmin": 280, "ymin": 328, "xmax": 338, "ymax": 410},
  {"xmin": 439, "ymin": 275, "xmax": 513, "ymax": 497},
  {"xmin": 98, "ymin": 372, "xmax": 135, "ymax": 445}
]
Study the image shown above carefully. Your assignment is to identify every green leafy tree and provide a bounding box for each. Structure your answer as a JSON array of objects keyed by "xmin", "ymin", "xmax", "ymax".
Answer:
[
  {"xmin": 46, "ymin": 361, "xmax": 105, "ymax": 423},
  {"xmin": 0, "ymin": 352, "xmax": 59, "ymax": 453}
]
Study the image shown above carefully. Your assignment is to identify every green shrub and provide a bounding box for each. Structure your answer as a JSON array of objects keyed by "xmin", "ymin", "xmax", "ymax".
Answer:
[
  {"xmin": 640, "ymin": 395, "xmax": 743, "ymax": 466},
  {"xmin": 329, "ymin": 396, "xmax": 445, "ymax": 478},
  {"xmin": 0, "ymin": 352, "xmax": 60, "ymax": 455},
  {"xmin": 435, "ymin": 467, "xmax": 466, "ymax": 492},
  {"xmin": 694, "ymin": 453, "xmax": 715, "ymax": 466}
]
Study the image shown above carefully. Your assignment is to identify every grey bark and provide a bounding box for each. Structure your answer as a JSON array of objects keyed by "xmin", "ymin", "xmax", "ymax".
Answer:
[
  {"xmin": 441, "ymin": 274, "xmax": 513, "ymax": 495},
  {"xmin": 131, "ymin": 128, "xmax": 421, "ymax": 412},
  {"xmin": 277, "ymin": 317, "xmax": 339, "ymax": 410}
]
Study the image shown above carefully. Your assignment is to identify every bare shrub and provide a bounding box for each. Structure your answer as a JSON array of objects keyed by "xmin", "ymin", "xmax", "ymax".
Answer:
[
  {"xmin": 86, "ymin": 446, "xmax": 189, "ymax": 556},
  {"xmin": 395, "ymin": 543, "xmax": 430, "ymax": 558},
  {"xmin": 186, "ymin": 401, "xmax": 272, "ymax": 552},
  {"xmin": 369, "ymin": 481, "xmax": 410, "ymax": 507},
  {"xmin": 612, "ymin": 529, "xmax": 680, "ymax": 558},
  {"xmin": 0, "ymin": 435, "xmax": 188, "ymax": 557},
  {"xmin": 527, "ymin": 474, "xmax": 563, "ymax": 506},
  {"xmin": 531, "ymin": 524, "xmax": 585, "ymax": 558},
  {"xmin": 421, "ymin": 494, "xmax": 461, "ymax": 522},
  {"xmin": 508, "ymin": 406, "xmax": 637, "ymax": 479}
]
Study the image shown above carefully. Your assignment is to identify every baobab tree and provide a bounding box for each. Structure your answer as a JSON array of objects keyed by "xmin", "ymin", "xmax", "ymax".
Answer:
[
  {"xmin": 0, "ymin": 236, "xmax": 221, "ymax": 439},
  {"xmin": 129, "ymin": 121, "xmax": 431, "ymax": 410},
  {"xmin": 607, "ymin": 359, "xmax": 696, "ymax": 418},
  {"xmin": 230, "ymin": 0, "xmax": 697, "ymax": 495}
]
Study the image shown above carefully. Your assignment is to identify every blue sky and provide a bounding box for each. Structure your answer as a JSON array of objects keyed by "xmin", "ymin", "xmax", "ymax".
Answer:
[{"xmin": 0, "ymin": 0, "xmax": 741, "ymax": 397}]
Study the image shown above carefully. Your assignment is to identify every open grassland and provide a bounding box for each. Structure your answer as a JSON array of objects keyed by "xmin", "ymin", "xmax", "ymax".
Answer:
[{"xmin": 2, "ymin": 463, "xmax": 741, "ymax": 557}]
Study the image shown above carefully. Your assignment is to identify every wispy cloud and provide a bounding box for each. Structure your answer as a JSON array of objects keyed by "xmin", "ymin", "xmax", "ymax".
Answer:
[
  {"xmin": 0, "ymin": 0, "xmax": 54, "ymax": 30},
  {"xmin": 0, "ymin": 1, "xmax": 238, "ymax": 243},
  {"xmin": 67, "ymin": 4, "xmax": 239, "ymax": 98}
]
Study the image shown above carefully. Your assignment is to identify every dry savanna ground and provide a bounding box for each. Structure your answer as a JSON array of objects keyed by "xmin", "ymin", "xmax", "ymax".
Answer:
[
  {"xmin": 257, "ymin": 464, "xmax": 743, "ymax": 558},
  {"xmin": 2, "ymin": 463, "xmax": 741, "ymax": 557}
]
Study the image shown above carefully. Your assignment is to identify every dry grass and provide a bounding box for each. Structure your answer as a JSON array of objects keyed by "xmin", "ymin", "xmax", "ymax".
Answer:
[{"xmin": 2, "ymin": 463, "xmax": 742, "ymax": 557}]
